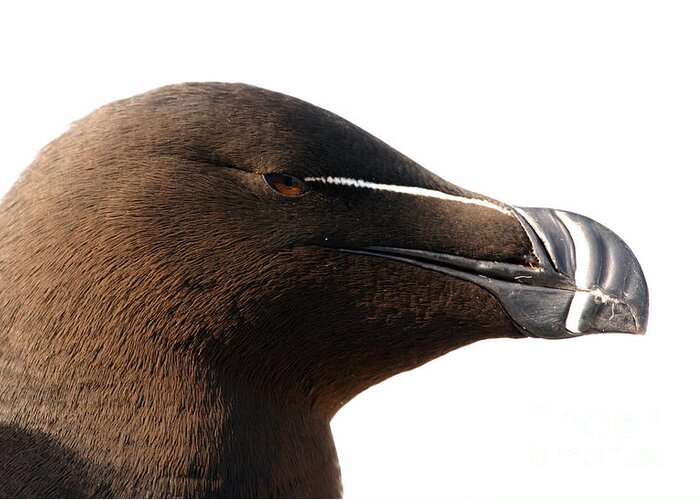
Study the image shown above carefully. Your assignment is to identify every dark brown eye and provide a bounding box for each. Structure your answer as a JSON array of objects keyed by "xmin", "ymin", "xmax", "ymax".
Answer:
[{"xmin": 263, "ymin": 173, "xmax": 309, "ymax": 197}]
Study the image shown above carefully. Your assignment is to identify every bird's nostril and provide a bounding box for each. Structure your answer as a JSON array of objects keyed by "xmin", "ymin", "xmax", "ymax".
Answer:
[{"xmin": 526, "ymin": 253, "xmax": 540, "ymax": 269}]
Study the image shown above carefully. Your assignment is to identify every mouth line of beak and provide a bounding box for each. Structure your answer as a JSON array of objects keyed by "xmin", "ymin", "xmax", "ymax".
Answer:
[
  {"xmin": 342, "ymin": 246, "xmax": 578, "ymax": 291},
  {"xmin": 335, "ymin": 207, "xmax": 648, "ymax": 340}
]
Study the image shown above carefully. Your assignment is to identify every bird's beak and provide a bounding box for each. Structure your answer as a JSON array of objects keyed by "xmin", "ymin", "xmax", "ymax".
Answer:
[
  {"xmin": 344, "ymin": 207, "xmax": 648, "ymax": 339},
  {"xmin": 505, "ymin": 207, "xmax": 648, "ymax": 338}
]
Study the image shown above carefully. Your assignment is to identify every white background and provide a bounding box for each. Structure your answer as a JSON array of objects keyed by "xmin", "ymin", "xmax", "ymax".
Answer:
[{"xmin": 1, "ymin": 2, "xmax": 698, "ymax": 498}]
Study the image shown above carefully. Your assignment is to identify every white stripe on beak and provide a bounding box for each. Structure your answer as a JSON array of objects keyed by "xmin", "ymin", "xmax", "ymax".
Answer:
[
  {"xmin": 303, "ymin": 176, "xmax": 512, "ymax": 216},
  {"xmin": 557, "ymin": 210, "xmax": 620, "ymax": 335}
]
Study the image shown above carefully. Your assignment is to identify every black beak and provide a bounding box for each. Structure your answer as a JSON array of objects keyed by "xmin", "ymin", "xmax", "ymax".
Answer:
[{"xmin": 343, "ymin": 207, "xmax": 648, "ymax": 339}]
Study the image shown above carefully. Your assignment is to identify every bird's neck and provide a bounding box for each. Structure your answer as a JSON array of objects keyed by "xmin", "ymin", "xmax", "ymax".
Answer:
[
  {"xmin": 0, "ymin": 348, "xmax": 342, "ymax": 497},
  {"xmin": 216, "ymin": 388, "xmax": 343, "ymax": 498}
]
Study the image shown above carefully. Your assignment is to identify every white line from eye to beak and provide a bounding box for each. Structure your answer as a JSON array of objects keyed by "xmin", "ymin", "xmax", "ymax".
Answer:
[{"xmin": 303, "ymin": 176, "xmax": 512, "ymax": 215}]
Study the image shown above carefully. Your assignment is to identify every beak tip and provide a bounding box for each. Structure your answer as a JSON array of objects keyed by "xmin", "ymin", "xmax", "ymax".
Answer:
[{"xmin": 573, "ymin": 286, "xmax": 649, "ymax": 337}]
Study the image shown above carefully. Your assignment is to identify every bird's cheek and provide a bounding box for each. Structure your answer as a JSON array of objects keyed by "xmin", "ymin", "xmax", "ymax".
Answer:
[{"xmin": 261, "ymin": 252, "xmax": 523, "ymax": 413}]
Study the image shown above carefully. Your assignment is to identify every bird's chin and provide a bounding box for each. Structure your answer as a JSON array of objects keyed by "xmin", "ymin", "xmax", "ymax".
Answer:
[{"xmin": 337, "ymin": 207, "xmax": 648, "ymax": 340}]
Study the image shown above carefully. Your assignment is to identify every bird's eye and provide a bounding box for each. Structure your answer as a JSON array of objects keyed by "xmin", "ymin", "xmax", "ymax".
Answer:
[{"xmin": 263, "ymin": 173, "xmax": 309, "ymax": 197}]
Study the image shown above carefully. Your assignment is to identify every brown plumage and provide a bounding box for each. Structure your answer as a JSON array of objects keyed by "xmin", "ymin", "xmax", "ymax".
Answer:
[{"xmin": 0, "ymin": 83, "xmax": 644, "ymax": 497}]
